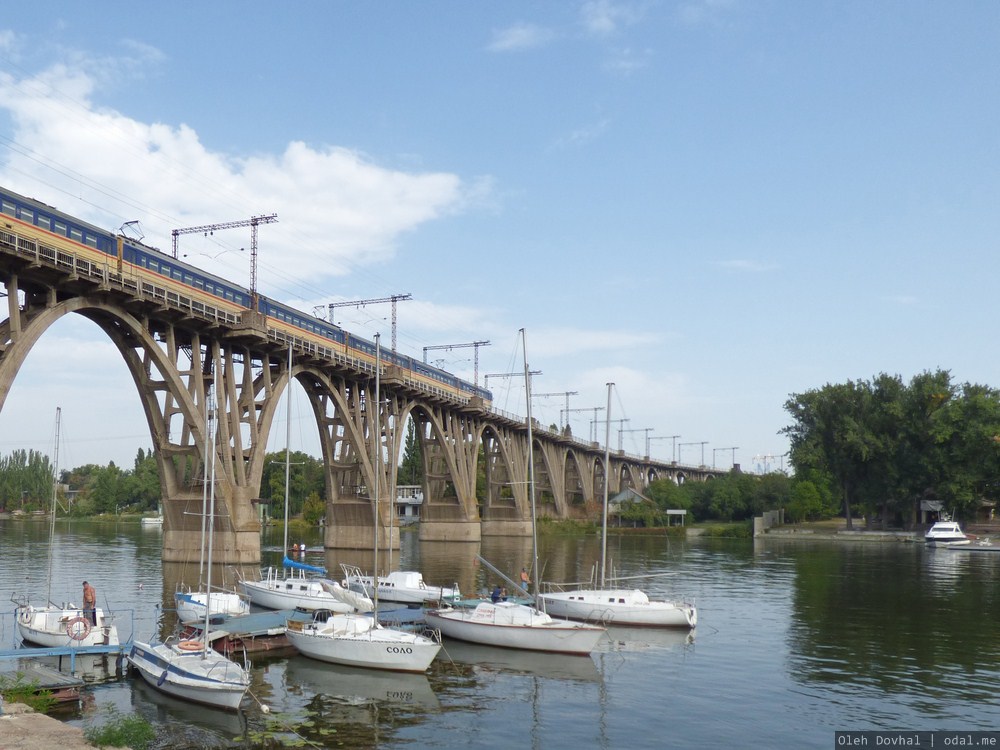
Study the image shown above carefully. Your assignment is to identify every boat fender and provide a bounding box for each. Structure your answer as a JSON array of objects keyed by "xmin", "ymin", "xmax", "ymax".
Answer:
[
  {"xmin": 177, "ymin": 640, "xmax": 204, "ymax": 651},
  {"xmin": 65, "ymin": 616, "xmax": 91, "ymax": 641},
  {"xmin": 157, "ymin": 669, "xmax": 169, "ymax": 686}
]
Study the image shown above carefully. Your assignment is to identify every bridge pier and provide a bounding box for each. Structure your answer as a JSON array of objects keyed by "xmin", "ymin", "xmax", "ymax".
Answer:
[
  {"xmin": 418, "ymin": 502, "xmax": 482, "ymax": 542},
  {"xmin": 480, "ymin": 520, "xmax": 533, "ymax": 536},
  {"xmin": 162, "ymin": 528, "xmax": 262, "ymax": 564},
  {"xmin": 324, "ymin": 502, "xmax": 402, "ymax": 551}
]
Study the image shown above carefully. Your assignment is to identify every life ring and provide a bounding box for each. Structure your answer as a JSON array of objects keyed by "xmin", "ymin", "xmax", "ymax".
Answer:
[
  {"xmin": 65, "ymin": 616, "xmax": 91, "ymax": 641},
  {"xmin": 18, "ymin": 606, "xmax": 33, "ymax": 625},
  {"xmin": 177, "ymin": 640, "xmax": 204, "ymax": 652}
]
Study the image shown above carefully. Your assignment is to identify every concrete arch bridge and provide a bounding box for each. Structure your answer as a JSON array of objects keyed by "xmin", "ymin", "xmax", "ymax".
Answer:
[{"xmin": 1, "ymin": 231, "xmax": 721, "ymax": 563}]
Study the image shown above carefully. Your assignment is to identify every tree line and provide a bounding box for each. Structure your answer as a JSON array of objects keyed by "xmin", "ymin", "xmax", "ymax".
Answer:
[{"xmin": 782, "ymin": 369, "xmax": 1000, "ymax": 529}]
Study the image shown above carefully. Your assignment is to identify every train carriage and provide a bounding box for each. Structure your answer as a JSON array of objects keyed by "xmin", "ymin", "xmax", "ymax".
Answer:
[{"xmin": 0, "ymin": 185, "xmax": 492, "ymax": 407}]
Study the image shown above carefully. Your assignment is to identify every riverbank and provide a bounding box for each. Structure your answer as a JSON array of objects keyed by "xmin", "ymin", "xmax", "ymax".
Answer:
[{"xmin": 0, "ymin": 702, "xmax": 95, "ymax": 749}]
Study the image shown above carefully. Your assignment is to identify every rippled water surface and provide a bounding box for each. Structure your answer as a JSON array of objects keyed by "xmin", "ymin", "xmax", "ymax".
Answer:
[{"xmin": 2, "ymin": 520, "xmax": 999, "ymax": 749}]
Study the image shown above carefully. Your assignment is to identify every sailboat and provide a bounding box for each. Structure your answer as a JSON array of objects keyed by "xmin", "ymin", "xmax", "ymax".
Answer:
[
  {"xmin": 285, "ymin": 334, "xmax": 442, "ymax": 672},
  {"xmin": 538, "ymin": 383, "xmax": 697, "ymax": 628},
  {"xmin": 127, "ymin": 391, "xmax": 250, "ymax": 711},
  {"xmin": 424, "ymin": 330, "xmax": 606, "ymax": 656},
  {"xmin": 175, "ymin": 427, "xmax": 249, "ymax": 625},
  {"xmin": 14, "ymin": 408, "xmax": 120, "ymax": 648},
  {"xmin": 239, "ymin": 346, "xmax": 365, "ymax": 614}
]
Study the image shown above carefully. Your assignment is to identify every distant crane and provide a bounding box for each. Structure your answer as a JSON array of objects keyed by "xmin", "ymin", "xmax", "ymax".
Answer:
[
  {"xmin": 325, "ymin": 294, "xmax": 412, "ymax": 352},
  {"xmin": 423, "ymin": 340, "xmax": 491, "ymax": 387},
  {"xmin": 171, "ymin": 213, "xmax": 278, "ymax": 310}
]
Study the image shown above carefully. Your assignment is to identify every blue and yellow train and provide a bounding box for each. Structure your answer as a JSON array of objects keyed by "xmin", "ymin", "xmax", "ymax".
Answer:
[{"xmin": 0, "ymin": 185, "xmax": 492, "ymax": 404}]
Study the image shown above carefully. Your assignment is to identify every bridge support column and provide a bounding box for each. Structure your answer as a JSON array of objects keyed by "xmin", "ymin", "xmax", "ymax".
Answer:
[
  {"xmin": 418, "ymin": 502, "xmax": 481, "ymax": 542},
  {"xmin": 160, "ymin": 493, "xmax": 261, "ymax": 564},
  {"xmin": 480, "ymin": 520, "xmax": 533, "ymax": 537},
  {"xmin": 325, "ymin": 502, "xmax": 401, "ymax": 551}
]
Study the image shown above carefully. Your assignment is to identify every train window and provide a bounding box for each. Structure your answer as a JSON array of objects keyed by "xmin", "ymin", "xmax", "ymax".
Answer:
[
  {"xmin": 69, "ymin": 227, "xmax": 83, "ymax": 242},
  {"xmin": 85, "ymin": 234, "xmax": 98, "ymax": 248},
  {"xmin": 19, "ymin": 208, "xmax": 34, "ymax": 223},
  {"xmin": 184, "ymin": 274, "xmax": 193, "ymax": 285},
  {"xmin": 193, "ymin": 278, "xmax": 204, "ymax": 290},
  {"xmin": 148, "ymin": 259, "xmax": 160, "ymax": 272},
  {"xmin": 37, "ymin": 215, "xmax": 51, "ymax": 231},
  {"xmin": 54, "ymin": 221, "xmax": 66, "ymax": 235},
  {"xmin": 173, "ymin": 269, "xmax": 183, "ymax": 281},
  {"xmin": 1, "ymin": 200, "xmax": 14, "ymax": 216}
]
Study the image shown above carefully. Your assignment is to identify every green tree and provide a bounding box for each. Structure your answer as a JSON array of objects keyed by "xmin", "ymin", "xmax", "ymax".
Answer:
[{"xmin": 398, "ymin": 418, "xmax": 423, "ymax": 486}]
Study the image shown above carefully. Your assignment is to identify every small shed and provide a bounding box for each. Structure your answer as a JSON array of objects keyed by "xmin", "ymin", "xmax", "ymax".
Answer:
[{"xmin": 608, "ymin": 488, "xmax": 685, "ymax": 528}]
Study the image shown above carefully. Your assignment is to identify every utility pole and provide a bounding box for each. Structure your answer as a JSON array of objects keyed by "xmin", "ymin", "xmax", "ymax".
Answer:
[
  {"xmin": 562, "ymin": 407, "xmax": 605, "ymax": 443},
  {"xmin": 326, "ymin": 294, "xmax": 412, "ymax": 352},
  {"xmin": 678, "ymin": 441, "xmax": 707, "ymax": 466},
  {"xmin": 484, "ymin": 370, "xmax": 541, "ymax": 390},
  {"xmin": 610, "ymin": 419, "xmax": 630, "ymax": 450},
  {"xmin": 423, "ymin": 341, "xmax": 490, "ymax": 387},
  {"xmin": 172, "ymin": 213, "xmax": 278, "ymax": 310},
  {"xmin": 714, "ymin": 446, "xmax": 739, "ymax": 469},
  {"xmin": 650, "ymin": 435, "xmax": 680, "ymax": 463},
  {"xmin": 534, "ymin": 391, "xmax": 579, "ymax": 431},
  {"xmin": 622, "ymin": 428, "xmax": 653, "ymax": 457}
]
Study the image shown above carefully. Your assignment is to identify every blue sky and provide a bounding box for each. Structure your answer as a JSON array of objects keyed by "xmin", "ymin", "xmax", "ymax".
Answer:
[{"xmin": 0, "ymin": 2, "xmax": 997, "ymax": 474}]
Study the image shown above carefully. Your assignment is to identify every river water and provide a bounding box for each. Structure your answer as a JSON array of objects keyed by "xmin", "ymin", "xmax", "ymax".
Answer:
[{"xmin": 1, "ymin": 519, "xmax": 999, "ymax": 749}]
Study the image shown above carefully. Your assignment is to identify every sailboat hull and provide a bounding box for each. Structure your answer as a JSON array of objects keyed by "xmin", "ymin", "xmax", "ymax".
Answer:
[
  {"xmin": 286, "ymin": 614, "xmax": 441, "ymax": 672},
  {"xmin": 16, "ymin": 605, "xmax": 119, "ymax": 648},
  {"xmin": 240, "ymin": 568, "xmax": 356, "ymax": 612},
  {"xmin": 539, "ymin": 589, "xmax": 697, "ymax": 628},
  {"xmin": 126, "ymin": 641, "xmax": 249, "ymax": 711},
  {"xmin": 175, "ymin": 590, "xmax": 250, "ymax": 625},
  {"xmin": 424, "ymin": 602, "xmax": 605, "ymax": 655}
]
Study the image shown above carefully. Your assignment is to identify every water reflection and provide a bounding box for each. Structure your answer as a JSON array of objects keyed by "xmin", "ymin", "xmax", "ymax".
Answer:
[
  {"xmin": 284, "ymin": 655, "xmax": 440, "ymax": 709},
  {"xmin": 785, "ymin": 540, "xmax": 1000, "ymax": 718},
  {"xmin": 440, "ymin": 639, "xmax": 602, "ymax": 683}
]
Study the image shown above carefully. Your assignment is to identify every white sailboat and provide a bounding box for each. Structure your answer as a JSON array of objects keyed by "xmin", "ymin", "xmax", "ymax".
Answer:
[
  {"xmin": 286, "ymin": 334, "xmax": 442, "ymax": 672},
  {"xmin": 175, "ymin": 436, "xmax": 249, "ymax": 624},
  {"xmin": 127, "ymin": 391, "xmax": 250, "ymax": 711},
  {"xmin": 239, "ymin": 346, "xmax": 367, "ymax": 614},
  {"xmin": 340, "ymin": 565, "xmax": 462, "ymax": 605},
  {"xmin": 425, "ymin": 330, "xmax": 606, "ymax": 656},
  {"xmin": 14, "ymin": 408, "xmax": 120, "ymax": 648},
  {"xmin": 538, "ymin": 384, "xmax": 698, "ymax": 629}
]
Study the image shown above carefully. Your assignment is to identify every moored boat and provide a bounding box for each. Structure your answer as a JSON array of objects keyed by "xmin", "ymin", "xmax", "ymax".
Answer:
[
  {"xmin": 424, "ymin": 600, "xmax": 605, "ymax": 655},
  {"xmin": 127, "ymin": 638, "xmax": 249, "ymax": 711},
  {"xmin": 539, "ymin": 587, "xmax": 697, "ymax": 628},
  {"xmin": 925, "ymin": 521, "xmax": 969, "ymax": 546},
  {"xmin": 341, "ymin": 564, "xmax": 461, "ymax": 605}
]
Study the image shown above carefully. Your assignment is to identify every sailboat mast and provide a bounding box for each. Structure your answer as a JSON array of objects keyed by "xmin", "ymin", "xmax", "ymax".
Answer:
[
  {"xmin": 520, "ymin": 329, "xmax": 540, "ymax": 600},
  {"xmin": 198, "ymin": 397, "xmax": 209, "ymax": 582},
  {"xmin": 601, "ymin": 383, "xmax": 613, "ymax": 589},
  {"xmin": 45, "ymin": 407, "xmax": 61, "ymax": 605},
  {"xmin": 203, "ymin": 390, "xmax": 218, "ymax": 652},
  {"xmin": 283, "ymin": 345, "xmax": 292, "ymax": 555},
  {"xmin": 373, "ymin": 334, "xmax": 381, "ymax": 610}
]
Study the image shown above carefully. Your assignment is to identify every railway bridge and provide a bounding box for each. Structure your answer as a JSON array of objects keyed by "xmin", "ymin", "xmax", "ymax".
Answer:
[{"xmin": 0, "ymin": 228, "xmax": 722, "ymax": 563}]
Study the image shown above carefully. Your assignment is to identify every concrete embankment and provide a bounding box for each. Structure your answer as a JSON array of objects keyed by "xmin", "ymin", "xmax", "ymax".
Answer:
[
  {"xmin": 0, "ymin": 702, "xmax": 96, "ymax": 749},
  {"xmin": 764, "ymin": 528, "xmax": 919, "ymax": 542}
]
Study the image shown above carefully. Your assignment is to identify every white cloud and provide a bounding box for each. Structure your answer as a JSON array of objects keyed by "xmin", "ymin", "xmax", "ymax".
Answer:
[
  {"xmin": 581, "ymin": 1, "xmax": 645, "ymax": 37},
  {"xmin": 487, "ymin": 23, "xmax": 556, "ymax": 52},
  {"xmin": 0, "ymin": 62, "xmax": 476, "ymax": 288},
  {"xmin": 552, "ymin": 118, "xmax": 611, "ymax": 150},
  {"xmin": 677, "ymin": 0, "xmax": 737, "ymax": 27}
]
